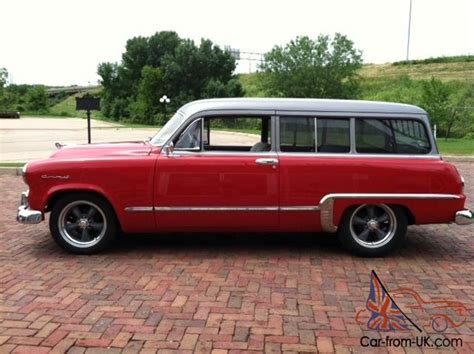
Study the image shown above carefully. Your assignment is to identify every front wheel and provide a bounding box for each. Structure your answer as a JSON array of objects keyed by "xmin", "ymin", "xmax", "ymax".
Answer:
[
  {"xmin": 337, "ymin": 204, "xmax": 407, "ymax": 257},
  {"xmin": 49, "ymin": 193, "xmax": 117, "ymax": 254}
]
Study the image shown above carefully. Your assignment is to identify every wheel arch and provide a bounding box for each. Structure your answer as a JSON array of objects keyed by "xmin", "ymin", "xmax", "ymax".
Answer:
[
  {"xmin": 391, "ymin": 204, "xmax": 416, "ymax": 225},
  {"xmin": 45, "ymin": 187, "xmax": 122, "ymax": 230},
  {"xmin": 335, "ymin": 203, "xmax": 416, "ymax": 227}
]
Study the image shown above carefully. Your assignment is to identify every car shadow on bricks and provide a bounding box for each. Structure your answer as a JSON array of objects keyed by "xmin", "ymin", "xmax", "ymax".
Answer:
[
  {"xmin": 25, "ymin": 226, "xmax": 471, "ymax": 260},
  {"xmin": 112, "ymin": 232, "xmax": 344, "ymax": 255}
]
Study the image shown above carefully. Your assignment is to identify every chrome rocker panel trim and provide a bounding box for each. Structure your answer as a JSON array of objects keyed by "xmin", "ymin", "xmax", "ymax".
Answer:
[
  {"xmin": 455, "ymin": 210, "xmax": 473, "ymax": 225},
  {"xmin": 125, "ymin": 193, "xmax": 461, "ymax": 233},
  {"xmin": 319, "ymin": 193, "xmax": 461, "ymax": 233}
]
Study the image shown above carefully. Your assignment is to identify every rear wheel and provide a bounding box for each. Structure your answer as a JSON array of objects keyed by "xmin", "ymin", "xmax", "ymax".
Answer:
[
  {"xmin": 338, "ymin": 204, "xmax": 407, "ymax": 257},
  {"xmin": 49, "ymin": 193, "xmax": 117, "ymax": 254}
]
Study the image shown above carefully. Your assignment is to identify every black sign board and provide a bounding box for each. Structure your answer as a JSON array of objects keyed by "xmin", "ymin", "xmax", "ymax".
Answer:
[
  {"xmin": 75, "ymin": 96, "xmax": 100, "ymax": 144},
  {"xmin": 76, "ymin": 97, "xmax": 100, "ymax": 111}
]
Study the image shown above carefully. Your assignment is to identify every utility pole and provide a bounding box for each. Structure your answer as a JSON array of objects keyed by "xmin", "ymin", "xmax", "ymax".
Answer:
[{"xmin": 406, "ymin": 0, "xmax": 413, "ymax": 61}]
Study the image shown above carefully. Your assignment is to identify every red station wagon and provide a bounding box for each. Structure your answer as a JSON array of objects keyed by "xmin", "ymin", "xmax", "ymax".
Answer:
[{"xmin": 17, "ymin": 98, "xmax": 473, "ymax": 256}]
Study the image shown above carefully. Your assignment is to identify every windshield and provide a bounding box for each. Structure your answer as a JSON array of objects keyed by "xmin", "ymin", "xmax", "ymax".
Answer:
[{"xmin": 150, "ymin": 112, "xmax": 186, "ymax": 146}]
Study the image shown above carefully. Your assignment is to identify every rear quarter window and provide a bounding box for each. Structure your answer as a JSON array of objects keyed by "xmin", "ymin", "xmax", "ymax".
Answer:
[{"xmin": 356, "ymin": 118, "xmax": 431, "ymax": 154}]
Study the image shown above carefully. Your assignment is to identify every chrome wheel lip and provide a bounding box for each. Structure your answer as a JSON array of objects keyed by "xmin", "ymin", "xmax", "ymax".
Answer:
[
  {"xmin": 58, "ymin": 200, "xmax": 107, "ymax": 248},
  {"xmin": 349, "ymin": 204, "xmax": 397, "ymax": 249}
]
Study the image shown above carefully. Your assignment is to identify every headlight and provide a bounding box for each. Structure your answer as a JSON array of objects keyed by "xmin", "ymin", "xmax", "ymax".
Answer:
[
  {"xmin": 22, "ymin": 163, "xmax": 28, "ymax": 184},
  {"xmin": 461, "ymin": 175, "xmax": 465, "ymax": 192}
]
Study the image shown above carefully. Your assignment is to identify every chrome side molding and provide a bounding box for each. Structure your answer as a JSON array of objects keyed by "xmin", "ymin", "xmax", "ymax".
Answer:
[
  {"xmin": 124, "ymin": 193, "xmax": 463, "ymax": 232},
  {"xmin": 319, "ymin": 193, "xmax": 461, "ymax": 233},
  {"xmin": 124, "ymin": 207, "xmax": 154, "ymax": 212}
]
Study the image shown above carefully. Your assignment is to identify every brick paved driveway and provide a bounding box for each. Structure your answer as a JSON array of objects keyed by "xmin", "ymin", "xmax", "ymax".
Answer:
[{"xmin": 0, "ymin": 163, "xmax": 473, "ymax": 353}]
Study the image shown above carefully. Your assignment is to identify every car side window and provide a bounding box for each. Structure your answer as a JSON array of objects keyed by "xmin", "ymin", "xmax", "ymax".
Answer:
[
  {"xmin": 203, "ymin": 116, "xmax": 271, "ymax": 153},
  {"xmin": 280, "ymin": 117, "xmax": 315, "ymax": 152},
  {"xmin": 317, "ymin": 118, "xmax": 350, "ymax": 153},
  {"xmin": 174, "ymin": 119, "xmax": 201, "ymax": 150},
  {"xmin": 356, "ymin": 119, "xmax": 430, "ymax": 154}
]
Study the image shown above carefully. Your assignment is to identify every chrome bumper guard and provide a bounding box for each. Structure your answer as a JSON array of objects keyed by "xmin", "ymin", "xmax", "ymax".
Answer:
[
  {"xmin": 455, "ymin": 210, "xmax": 473, "ymax": 226},
  {"xmin": 17, "ymin": 191, "xmax": 42, "ymax": 224}
]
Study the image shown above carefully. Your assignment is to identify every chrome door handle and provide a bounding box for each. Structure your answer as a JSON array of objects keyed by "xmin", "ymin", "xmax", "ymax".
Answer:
[{"xmin": 255, "ymin": 158, "xmax": 279, "ymax": 167}]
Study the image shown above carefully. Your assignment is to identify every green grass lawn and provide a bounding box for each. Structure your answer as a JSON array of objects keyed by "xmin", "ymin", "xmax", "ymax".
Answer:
[
  {"xmin": 0, "ymin": 162, "xmax": 25, "ymax": 168},
  {"xmin": 436, "ymin": 138, "xmax": 474, "ymax": 155}
]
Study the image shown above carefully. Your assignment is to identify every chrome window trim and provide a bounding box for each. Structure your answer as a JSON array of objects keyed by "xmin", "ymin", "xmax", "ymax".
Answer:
[
  {"xmin": 173, "ymin": 118, "xmax": 203, "ymax": 151},
  {"xmin": 160, "ymin": 108, "xmax": 437, "ymax": 157},
  {"xmin": 314, "ymin": 117, "xmax": 318, "ymax": 152},
  {"xmin": 353, "ymin": 117, "xmax": 434, "ymax": 155},
  {"xmin": 275, "ymin": 110, "xmax": 427, "ymax": 118},
  {"xmin": 161, "ymin": 109, "xmax": 275, "ymax": 151},
  {"xmin": 349, "ymin": 118, "xmax": 356, "ymax": 153},
  {"xmin": 171, "ymin": 151, "xmax": 278, "ymax": 157},
  {"xmin": 277, "ymin": 152, "xmax": 441, "ymax": 159},
  {"xmin": 161, "ymin": 112, "xmax": 277, "ymax": 156},
  {"xmin": 277, "ymin": 115, "xmax": 317, "ymax": 153}
]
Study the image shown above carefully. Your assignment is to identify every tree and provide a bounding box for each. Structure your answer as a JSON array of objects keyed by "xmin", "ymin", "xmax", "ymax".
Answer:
[
  {"xmin": 0, "ymin": 68, "xmax": 8, "ymax": 89},
  {"xmin": 98, "ymin": 32, "xmax": 243, "ymax": 124},
  {"xmin": 260, "ymin": 34, "xmax": 363, "ymax": 98},
  {"xmin": 25, "ymin": 86, "xmax": 48, "ymax": 111},
  {"xmin": 421, "ymin": 78, "xmax": 474, "ymax": 140}
]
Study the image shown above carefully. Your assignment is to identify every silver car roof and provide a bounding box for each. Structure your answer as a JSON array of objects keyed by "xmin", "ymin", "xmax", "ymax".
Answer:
[{"xmin": 178, "ymin": 98, "xmax": 427, "ymax": 117}]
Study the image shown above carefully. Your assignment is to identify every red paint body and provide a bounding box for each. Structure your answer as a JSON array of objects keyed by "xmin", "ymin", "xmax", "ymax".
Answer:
[{"xmin": 25, "ymin": 141, "xmax": 465, "ymax": 233}]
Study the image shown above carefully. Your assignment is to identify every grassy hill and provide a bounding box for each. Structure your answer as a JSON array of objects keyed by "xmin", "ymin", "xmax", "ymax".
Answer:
[
  {"xmin": 361, "ymin": 60, "xmax": 474, "ymax": 81},
  {"xmin": 48, "ymin": 88, "xmax": 103, "ymax": 118},
  {"xmin": 239, "ymin": 57, "xmax": 474, "ymax": 97}
]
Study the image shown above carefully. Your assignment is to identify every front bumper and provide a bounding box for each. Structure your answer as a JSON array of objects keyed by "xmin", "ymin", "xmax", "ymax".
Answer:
[
  {"xmin": 455, "ymin": 210, "xmax": 473, "ymax": 225},
  {"xmin": 16, "ymin": 191, "xmax": 42, "ymax": 224}
]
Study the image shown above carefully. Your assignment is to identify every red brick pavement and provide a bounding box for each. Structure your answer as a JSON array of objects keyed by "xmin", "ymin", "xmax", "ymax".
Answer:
[{"xmin": 0, "ymin": 162, "xmax": 473, "ymax": 353}]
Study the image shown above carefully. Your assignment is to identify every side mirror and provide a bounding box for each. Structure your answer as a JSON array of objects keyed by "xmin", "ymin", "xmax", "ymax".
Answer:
[{"xmin": 164, "ymin": 141, "xmax": 174, "ymax": 157}]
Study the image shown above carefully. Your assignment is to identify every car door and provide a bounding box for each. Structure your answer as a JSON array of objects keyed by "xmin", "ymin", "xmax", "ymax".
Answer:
[
  {"xmin": 277, "ymin": 115, "xmax": 352, "ymax": 231},
  {"xmin": 154, "ymin": 114, "xmax": 280, "ymax": 231}
]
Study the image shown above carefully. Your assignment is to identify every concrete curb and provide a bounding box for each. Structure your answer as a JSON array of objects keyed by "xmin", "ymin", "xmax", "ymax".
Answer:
[
  {"xmin": 0, "ymin": 168, "xmax": 22, "ymax": 176},
  {"xmin": 443, "ymin": 156, "xmax": 474, "ymax": 163}
]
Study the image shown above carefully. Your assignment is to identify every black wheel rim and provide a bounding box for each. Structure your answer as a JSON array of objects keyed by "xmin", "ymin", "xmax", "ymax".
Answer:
[{"xmin": 58, "ymin": 200, "xmax": 107, "ymax": 248}]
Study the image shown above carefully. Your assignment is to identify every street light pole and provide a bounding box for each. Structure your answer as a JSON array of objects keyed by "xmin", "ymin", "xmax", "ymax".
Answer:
[
  {"xmin": 406, "ymin": 0, "xmax": 413, "ymax": 61},
  {"xmin": 159, "ymin": 95, "xmax": 171, "ymax": 122}
]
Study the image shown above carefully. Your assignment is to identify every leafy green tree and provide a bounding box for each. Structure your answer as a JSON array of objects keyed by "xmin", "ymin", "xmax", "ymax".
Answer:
[
  {"xmin": 25, "ymin": 86, "xmax": 48, "ymax": 111},
  {"xmin": 260, "ymin": 34, "xmax": 363, "ymax": 98},
  {"xmin": 421, "ymin": 77, "xmax": 474, "ymax": 140},
  {"xmin": 0, "ymin": 68, "xmax": 8, "ymax": 89},
  {"xmin": 421, "ymin": 78, "xmax": 451, "ymax": 128},
  {"xmin": 131, "ymin": 66, "xmax": 165, "ymax": 124},
  {"xmin": 98, "ymin": 31, "xmax": 243, "ymax": 124}
]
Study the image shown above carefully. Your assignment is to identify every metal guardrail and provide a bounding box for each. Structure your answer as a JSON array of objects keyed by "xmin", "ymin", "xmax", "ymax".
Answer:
[{"xmin": 46, "ymin": 85, "xmax": 101, "ymax": 95}]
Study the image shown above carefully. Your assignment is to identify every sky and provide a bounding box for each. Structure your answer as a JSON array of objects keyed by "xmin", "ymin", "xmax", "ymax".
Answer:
[{"xmin": 1, "ymin": 0, "xmax": 473, "ymax": 86}]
